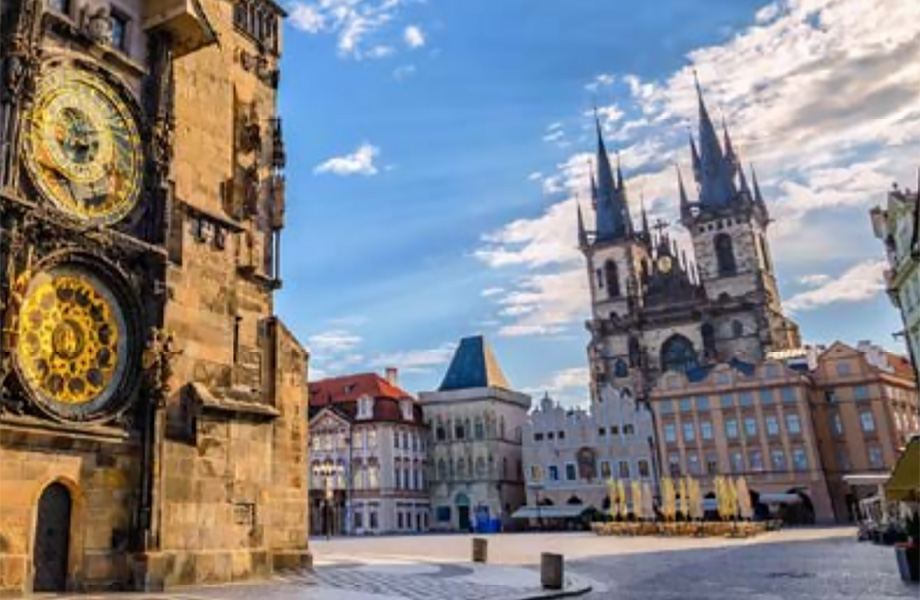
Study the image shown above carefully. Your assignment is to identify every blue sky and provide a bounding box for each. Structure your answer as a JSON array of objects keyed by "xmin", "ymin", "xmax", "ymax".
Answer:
[{"xmin": 274, "ymin": 0, "xmax": 920, "ymax": 406}]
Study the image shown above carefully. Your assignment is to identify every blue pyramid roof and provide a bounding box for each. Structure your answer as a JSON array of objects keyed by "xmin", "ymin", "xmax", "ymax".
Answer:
[{"xmin": 438, "ymin": 336, "xmax": 510, "ymax": 391}]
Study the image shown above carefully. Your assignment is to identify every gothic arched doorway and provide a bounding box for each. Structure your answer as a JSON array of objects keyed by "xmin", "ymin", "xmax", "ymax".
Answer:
[{"xmin": 33, "ymin": 482, "xmax": 72, "ymax": 592}]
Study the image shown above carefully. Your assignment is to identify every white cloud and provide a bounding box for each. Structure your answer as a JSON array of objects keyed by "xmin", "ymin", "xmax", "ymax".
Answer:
[
  {"xmin": 314, "ymin": 142, "xmax": 380, "ymax": 176},
  {"xmin": 785, "ymin": 260, "xmax": 887, "ymax": 312},
  {"xmin": 796, "ymin": 274, "xmax": 830, "ymax": 287},
  {"xmin": 542, "ymin": 129, "xmax": 565, "ymax": 143},
  {"xmin": 366, "ymin": 44, "xmax": 395, "ymax": 58},
  {"xmin": 392, "ymin": 64, "xmax": 417, "ymax": 80},
  {"xmin": 495, "ymin": 269, "xmax": 589, "ymax": 337},
  {"xmin": 307, "ymin": 329, "xmax": 363, "ymax": 353},
  {"xmin": 368, "ymin": 342, "xmax": 457, "ymax": 374},
  {"xmin": 527, "ymin": 171, "xmax": 543, "ymax": 182},
  {"xmin": 523, "ymin": 366, "xmax": 590, "ymax": 407},
  {"xmin": 287, "ymin": 0, "xmax": 423, "ymax": 60},
  {"xmin": 481, "ymin": 287, "xmax": 504, "ymax": 298},
  {"xmin": 403, "ymin": 24, "xmax": 426, "ymax": 48},
  {"xmin": 585, "ymin": 73, "xmax": 615, "ymax": 92}
]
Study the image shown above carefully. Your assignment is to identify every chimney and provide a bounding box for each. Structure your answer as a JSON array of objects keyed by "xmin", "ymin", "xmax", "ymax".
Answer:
[{"xmin": 385, "ymin": 367, "xmax": 399, "ymax": 387}]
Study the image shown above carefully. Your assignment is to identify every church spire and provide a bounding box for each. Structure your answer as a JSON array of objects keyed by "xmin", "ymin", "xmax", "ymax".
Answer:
[
  {"xmin": 678, "ymin": 165, "xmax": 693, "ymax": 223},
  {"xmin": 616, "ymin": 150, "xmax": 625, "ymax": 190},
  {"xmin": 577, "ymin": 201, "xmax": 588, "ymax": 249},
  {"xmin": 640, "ymin": 194, "xmax": 650, "ymax": 242},
  {"xmin": 592, "ymin": 109, "xmax": 632, "ymax": 242},
  {"xmin": 694, "ymin": 71, "xmax": 735, "ymax": 208},
  {"xmin": 689, "ymin": 132, "xmax": 702, "ymax": 183},
  {"xmin": 722, "ymin": 118, "xmax": 740, "ymax": 177},
  {"xmin": 738, "ymin": 164, "xmax": 752, "ymax": 198}
]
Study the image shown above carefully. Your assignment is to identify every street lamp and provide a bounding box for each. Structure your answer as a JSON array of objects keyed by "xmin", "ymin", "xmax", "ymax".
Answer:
[
  {"xmin": 316, "ymin": 462, "xmax": 342, "ymax": 539},
  {"xmin": 529, "ymin": 482, "xmax": 545, "ymax": 530}
]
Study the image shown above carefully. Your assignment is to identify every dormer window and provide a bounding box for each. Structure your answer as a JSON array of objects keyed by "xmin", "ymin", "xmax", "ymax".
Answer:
[
  {"xmin": 357, "ymin": 395, "xmax": 374, "ymax": 420},
  {"xmin": 400, "ymin": 399, "xmax": 413, "ymax": 421}
]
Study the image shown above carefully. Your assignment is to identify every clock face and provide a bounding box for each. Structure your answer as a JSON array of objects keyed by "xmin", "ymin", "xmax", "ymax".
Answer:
[
  {"xmin": 24, "ymin": 69, "xmax": 142, "ymax": 225},
  {"xmin": 15, "ymin": 266, "xmax": 129, "ymax": 417},
  {"xmin": 657, "ymin": 256, "xmax": 673, "ymax": 273}
]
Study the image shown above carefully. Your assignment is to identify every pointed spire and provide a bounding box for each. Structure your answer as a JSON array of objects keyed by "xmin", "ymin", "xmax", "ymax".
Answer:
[
  {"xmin": 738, "ymin": 165, "xmax": 752, "ymax": 198},
  {"xmin": 694, "ymin": 71, "xmax": 735, "ymax": 207},
  {"xmin": 678, "ymin": 165, "xmax": 693, "ymax": 223},
  {"xmin": 689, "ymin": 131, "xmax": 702, "ymax": 183},
  {"xmin": 722, "ymin": 118, "xmax": 739, "ymax": 172},
  {"xmin": 577, "ymin": 201, "xmax": 588, "ymax": 248},
  {"xmin": 589, "ymin": 169, "xmax": 598, "ymax": 210},
  {"xmin": 593, "ymin": 109, "xmax": 632, "ymax": 242},
  {"xmin": 640, "ymin": 194, "xmax": 650, "ymax": 240},
  {"xmin": 751, "ymin": 164, "xmax": 764, "ymax": 205},
  {"xmin": 616, "ymin": 151, "xmax": 625, "ymax": 190}
]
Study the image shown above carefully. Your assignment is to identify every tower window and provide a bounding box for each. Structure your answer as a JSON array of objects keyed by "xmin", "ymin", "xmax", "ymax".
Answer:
[
  {"xmin": 732, "ymin": 320, "xmax": 744, "ymax": 337},
  {"xmin": 701, "ymin": 323, "xmax": 716, "ymax": 358},
  {"xmin": 660, "ymin": 335, "xmax": 697, "ymax": 373},
  {"xmin": 714, "ymin": 233, "xmax": 737, "ymax": 276},
  {"xmin": 110, "ymin": 10, "xmax": 129, "ymax": 51},
  {"xmin": 604, "ymin": 260, "xmax": 620, "ymax": 297}
]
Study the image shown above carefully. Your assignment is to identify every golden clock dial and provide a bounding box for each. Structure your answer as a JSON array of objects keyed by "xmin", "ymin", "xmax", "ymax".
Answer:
[
  {"xmin": 16, "ymin": 267, "xmax": 128, "ymax": 409},
  {"xmin": 24, "ymin": 69, "xmax": 142, "ymax": 225},
  {"xmin": 657, "ymin": 256, "xmax": 673, "ymax": 273}
]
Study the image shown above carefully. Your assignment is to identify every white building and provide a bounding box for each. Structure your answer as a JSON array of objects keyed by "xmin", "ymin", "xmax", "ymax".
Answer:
[
  {"xmin": 308, "ymin": 369, "xmax": 430, "ymax": 536},
  {"xmin": 520, "ymin": 386, "xmax": 657, "ymax": 517},
  {"xmin": 419, "ymin": 336, "xmax": 531, "ymax": 532}
]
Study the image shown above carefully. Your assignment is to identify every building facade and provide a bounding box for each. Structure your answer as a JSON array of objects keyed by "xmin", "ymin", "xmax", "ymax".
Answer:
[
  {"xmin": 419, "ymin": 336, "xmax": 531, "ymax": 532},
  {"xmin": 809, "ymin": 342, "xmax": 919, "ymax": 520},
  {"xmin": 307, "ymin": 371, "xmax": 430, "ymax": 536},
  {"xmin": 522, "ymin": 386, "xmax": 656, "ymax": 511},
  {"xmin": 870, "ymin": 180, "xmax": 920, "ymax": 380},
  {"xmin": 579, "ymin": 81, "xmax": 800, "ymax": 405},
  {"xmin": 0, "ymin": 0, "xmax": 309, "ymax": 593},
  {"xmin": 650, "ymin": 359, "xmax": 834, "ymax": 523}
]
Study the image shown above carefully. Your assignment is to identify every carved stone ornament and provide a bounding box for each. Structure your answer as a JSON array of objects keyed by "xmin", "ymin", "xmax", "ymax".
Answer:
[
  {"xmin": 142, "ymin": 327, "xmax": 181, "ymax": 408},
  {"xmin": 84, "ymin": 6, "xmax": 113, "ymax": 46}
]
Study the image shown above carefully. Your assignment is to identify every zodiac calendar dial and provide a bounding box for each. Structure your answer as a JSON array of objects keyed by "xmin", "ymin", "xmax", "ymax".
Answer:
[{"xmin": 15, "ymin": 266, "xmax": 130, "ymax": 415}]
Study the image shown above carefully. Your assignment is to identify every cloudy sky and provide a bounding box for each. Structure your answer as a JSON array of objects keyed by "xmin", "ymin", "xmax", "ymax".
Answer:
[{"xmin": 276, "ymin": 0, "xmax": 920, "ymax": 406}]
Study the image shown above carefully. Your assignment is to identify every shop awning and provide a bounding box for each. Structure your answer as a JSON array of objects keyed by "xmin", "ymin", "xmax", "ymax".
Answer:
[
  {"xmin": 511, "ymin": 505, "xmax": 594, "ymax": 519},
  {"xmin": 886, "ymin": 435, "xmax": 920, "ymax": 502},
  {"xmin": 758, "ymin": 493, "xmax": 803, "ymax": 505}
]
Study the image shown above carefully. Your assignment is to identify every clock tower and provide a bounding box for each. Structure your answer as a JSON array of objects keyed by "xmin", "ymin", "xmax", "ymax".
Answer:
[{"xmin": 0, "ymin": 0, "xmax": 310, "ymax": 593}]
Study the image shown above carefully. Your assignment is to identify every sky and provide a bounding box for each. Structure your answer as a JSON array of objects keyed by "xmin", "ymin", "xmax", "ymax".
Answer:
[{"xmin": 274, "ymin": 0, "xmax": 920, "ymax": 407}]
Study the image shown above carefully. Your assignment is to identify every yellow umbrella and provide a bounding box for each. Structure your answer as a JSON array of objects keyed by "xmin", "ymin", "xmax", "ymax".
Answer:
[
  {"xmin": 661, "ymin": 477, "xmax": 677, "ymax": 521},
  {"xmin": 679, "ymin": 477, "xmax": 690, "ymax": 520},
  {"xmin": 617, "ymin": 479, "xmax": 628, "ymax": 519},
  {"xmin": 886, "ymin": 435, "xmax": 920, "ymax": 502},
  {"xmin": 642, "ymin": 481, "xmax": 655, "ymax": 521},
  {"xmin": 726, "ymin": 477, "xmax": 738, "ymax": 520},
  {"xmin": 631, "ymin": 480, "xmax": 643, "ymax": 520},
  {"xmin": 736, "ymin": 476, "xmax": 753, "ymax": 520},
  {"xmin": 608, "ymin": 478, "xmax": 619, "ymax": 520}
]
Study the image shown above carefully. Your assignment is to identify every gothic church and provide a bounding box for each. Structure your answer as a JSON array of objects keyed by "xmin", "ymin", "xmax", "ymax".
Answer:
[{"xmin": 579, "ymin": 79, "xmax": 801, "ymax": 402}]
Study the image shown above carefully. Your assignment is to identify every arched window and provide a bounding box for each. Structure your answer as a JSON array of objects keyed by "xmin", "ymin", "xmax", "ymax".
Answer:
[
  {"xmin": 714, "ymin": 233, "xmax": 736, "ymax": 276},
  {"xmin": 614, "ymin": 359, "xmax": 628, "ymax": 378},
  {"xmin": 628, "ymin": 336, "xmax": 641, "ymax": 367},
  {"xmin": 660, "ymin": 334, "xmax": 697, "ymax": 373},
  {"xmin": 732, "ymin": 320, "xmax": 744, "ymax": 337},
  {"xmin": 701, "ymin": 323, "xmax": 716, "ymax": 358},
  {"xmin": 604, "ymin": 260, "xmax": 620, "ymax": 297}
]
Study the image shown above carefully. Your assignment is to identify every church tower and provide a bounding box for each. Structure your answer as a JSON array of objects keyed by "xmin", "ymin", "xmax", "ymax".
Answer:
[
  {"xmin": 580, "ymin": 115, "xmax": 653, "ymax": 400},
  {"xmin": 680, "ymin": 78, "xmax": 800, "ymax": 359}
]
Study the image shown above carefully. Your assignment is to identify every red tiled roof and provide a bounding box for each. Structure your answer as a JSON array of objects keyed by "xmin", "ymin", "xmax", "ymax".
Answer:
[
  {"xmin": 309, "ymin": 372, "xmax": 412, "ymax": 405},
  {"xmin": 883, "ymin": 352, "xmax": 916, "ymax": 382},
  {"xmin": 307, "ymin": 372, "xmax": 426, "ymax": 425}
]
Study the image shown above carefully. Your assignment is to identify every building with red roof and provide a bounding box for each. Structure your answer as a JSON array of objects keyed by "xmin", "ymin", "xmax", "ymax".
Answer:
[{"xmin": 308, "ymin": 369, "xmax": 429, "ymax": 536}]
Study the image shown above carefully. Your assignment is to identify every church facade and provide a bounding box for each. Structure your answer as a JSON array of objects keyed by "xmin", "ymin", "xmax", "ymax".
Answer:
[
  {"xmin": 0, "ymin": 0, "xmax": 309, "ymax": 593},
  {"xmin": 579, "ymin": 80, "xmax": 800, "ymax": 404}
]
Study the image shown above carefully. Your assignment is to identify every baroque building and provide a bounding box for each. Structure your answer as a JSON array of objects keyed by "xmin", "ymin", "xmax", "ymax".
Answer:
[
  {"xmin": 419, "ymin": 336, "xmax": 531, "ymax": 532},
  {"xmin": 519, "ymin": 387, "xmax": 655, "ymax": 519},
  {"xmin": 870, "ymin": 177, "xmax": 920, "ymax": 380},
  {"xmin": 579, "ymin": 79, "xmax": 800, "ymax": 403},
  {"xmin": 308, "ymin": 370, "xmax": 430, "ymax": 536},
  {"xmin": 0, "ymin": 0, "xmax": 309, "ymax": 593}
]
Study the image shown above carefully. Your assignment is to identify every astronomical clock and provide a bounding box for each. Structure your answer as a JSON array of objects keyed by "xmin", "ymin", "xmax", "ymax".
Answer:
[{"xmin": 1, "ymin": 46, "xmax": 163, "ymax": 429}]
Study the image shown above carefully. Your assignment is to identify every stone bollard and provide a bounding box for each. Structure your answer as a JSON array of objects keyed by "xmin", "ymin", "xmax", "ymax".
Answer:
[
  {"xmin": 540, "ymin": 552, "xmax": 563, "ymax": 590},
  {"xmin": 472, "ymin": 537, "xmax": 488, "ymax": 563}
]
